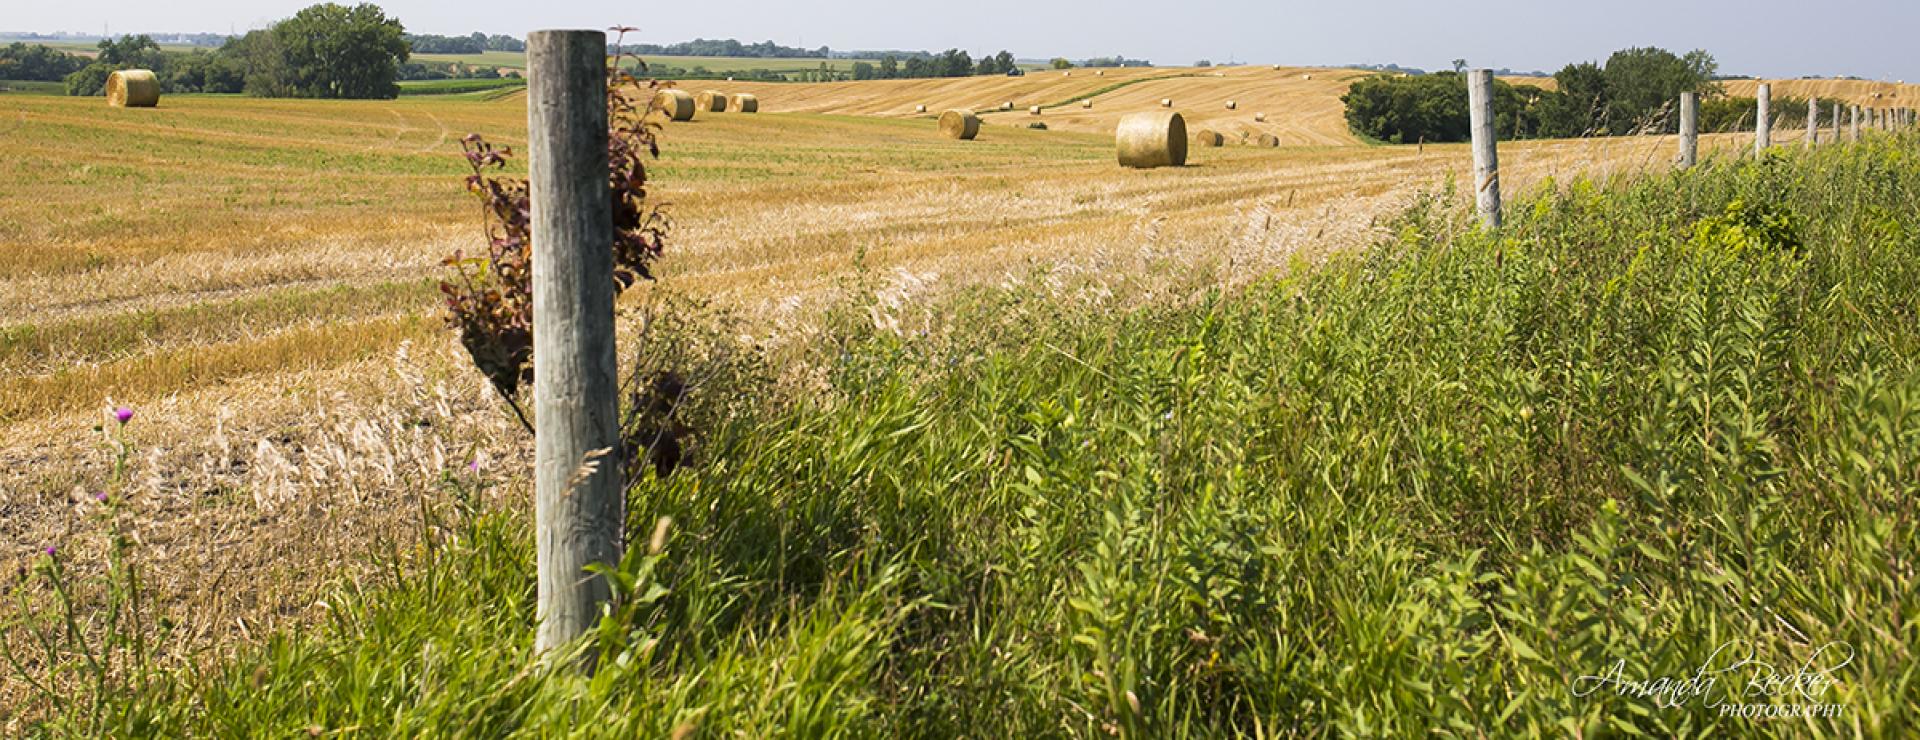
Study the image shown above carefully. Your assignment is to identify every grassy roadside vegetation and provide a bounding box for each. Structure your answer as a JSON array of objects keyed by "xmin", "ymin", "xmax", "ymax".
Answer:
[
  {"xmin": 11, "ymin": 136, "xmax": 1918, "ymax": 736},
  {"xmin": 396, "ymin": 78, "xmax": 526, "ymax": 96}
]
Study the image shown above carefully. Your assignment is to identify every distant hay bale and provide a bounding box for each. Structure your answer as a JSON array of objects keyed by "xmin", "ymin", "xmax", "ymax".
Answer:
[
  {"xmin": 696, "ymin": 90, "xmax": 728, "ymax": 112},
  {"xmin": 1160, "ymin": 98, "xmax": 1173, "ymax": 107},
  {"xmin": 1256, "ymin": 133, "xmax": 1280, "ymax": 147},
  {"xmin": 915, "ymin": 104, "xmax": 927, "ymax": 113},
  {"xmin": 653, "ymin": 89, "xmax": 696, "ymax": 121},
  {"xmin": 106, "ymin": 69, "xmax": 159, "ymax": 108},
  {"xmin": 1116, "ymin": 111, "xmax": 1187, "ymax": 168},
  {"xmin": 1254, "ymin": 112, "xmax": 1267, "ymax": 122},
  {"xmin": 1225, "ymin": 100, "xmax": 1237, "ymax": 110},
  {"xmin": 939, "ymin": 109, "xmax": 981, "ymax": 140},
  {"xmin": 726, "ymin": 76, "xmax": 734, "ymax": 82},
  {"xmin": 1193, "ymin": 129, "xmax": 1224, "ymax": 147},
  {"xmin": 1002, "ymin": 101, "xmax": 1014, "ymax": 111},
  {"xmin": 1030, "ymin": 105, "xmax": 1042, "ymax": 115},
  {"xmin": 1096, "ymin": 70, "xmax": 1106, "ymax": 76},
  {"xmin": 1082, "ymin": 100, "xmax": 1094, "ymax": 109},
  {"xmin": 1272, "ymin": 64, "xmax": 1283, "ymax": 70},
  {"xmin": 1303, "ymin": 74, "xmax": 1313, "ymax": 80},
  {"xmin": 730, "ymin": 93, "xmax": 758, "ymax": 113}
]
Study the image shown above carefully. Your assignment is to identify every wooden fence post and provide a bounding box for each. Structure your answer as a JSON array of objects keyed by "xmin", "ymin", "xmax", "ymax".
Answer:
[
  {"xmin": 527, "ymin": 29, "xmax": 623, "ymax": 656},
  {"xmin": 1805, "ymin": 96, "xmax": 1818, "ymax": 147},
  {"xmin": 1851, "ymin": 105, "xmax": 1861, "ymax": 142},
  {"xmin": 1832, "ymin": 102, "xmax": 1842, "ymax": 142},
  {"xmin": 1679, "ymin": 91, "xmax": 1698, "ymax": 168},
  {"xmin": 1466, "ymin": 69, "xmax": 1500, "ymax": 228},
  {"xmin": 1755, "ymin": 84, "xmax": 1770, "ymax": 154}
]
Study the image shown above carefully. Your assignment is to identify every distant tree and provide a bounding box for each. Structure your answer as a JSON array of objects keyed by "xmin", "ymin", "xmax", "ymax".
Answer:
[
  {"xmin": 1343, "ymin": 71, "xmax": 1546, "ymax": 144},
  {"xmin": 484, "ymin": 34, "xmax": 525, "ymax": 52},
  {"xmin": 1451, "ymin": 58, "xmax": 1467, "ymax": 73},
  {"xmin": 852, "ymin": 61, "xmax": 876, "ymax": 80},
  {"xmin": 1537, "ymin": 61, "xmax": 1606, "ymax": 137},
  {"xmin": 224, "ymin": 29, "xmax": 292, "ymax": 97},
  {"xmin": 271, "ymin": 3, "xmax": 409, "ymax": 99},
  {"xmin": 902, "ymin": 57, "xmax": 929, "ymax": 77},
  {"xmin": 879, "ymin": 54, "xmax": 899, "ymax": 78},
  {"xmin": 994, "ymin": 50, "xmax": 1014, "ymax": 74},
  {"xmin": 974, "ymin": 56, "xmax": 998, "ymax": 76},
  {"xmin": 64, "ymin": 35, "xmax": 165, "ymax": 95},
  {"xmin": 1600, "ymin": 47, "xmax": 1717, "ymax": 134},
  {"xmin": 936, "ymin": 48, "xmax": 972, "ymax": 78},
  {"xmin": 1195, "ymin": 60, "xmax": 1212, "ymax": 68},
  {"xmin": 1050, "ymin": 57, "xmax": 1072, "ymax": 69},
  {"xmin": 0, "ymin": 43, "xmax": 87, "ymax": 81}
]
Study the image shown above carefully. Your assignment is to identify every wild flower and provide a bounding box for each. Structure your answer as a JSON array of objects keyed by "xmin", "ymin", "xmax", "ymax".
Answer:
[{"xmin": 114, "ymin": 406, "xmax": 134, "ymax": 425}]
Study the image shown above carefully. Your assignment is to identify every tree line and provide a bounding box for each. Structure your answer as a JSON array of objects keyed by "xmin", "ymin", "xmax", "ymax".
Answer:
[
  {"xmin": 405, "ymin": 32, "xmax": 525, "ymax": 54},
  {"xmin": 849, "ymin": 50, "xmax": 1021, "ymax": 81},
  {"xmin": 56, "ymin": 3, "xmax": 410, "ymax": 98},
  {"xmin": 1343, "ymin": 47, "xmax": 1744, "ymax": 144},
  {"xmin": 614, "ymin": 38, "xmax": 829, "ymax": 59}
]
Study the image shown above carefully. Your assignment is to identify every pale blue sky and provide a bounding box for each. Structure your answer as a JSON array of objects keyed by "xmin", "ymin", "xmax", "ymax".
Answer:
[{"xmin": 9, "ymin": 0, "xmax": 1916, "ymax": 80}]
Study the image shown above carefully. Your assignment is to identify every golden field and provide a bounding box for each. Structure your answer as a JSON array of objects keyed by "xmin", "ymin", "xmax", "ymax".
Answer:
[{"xmin": 0, "ymin": 69, "xmax": 1763, "ymax": 681}]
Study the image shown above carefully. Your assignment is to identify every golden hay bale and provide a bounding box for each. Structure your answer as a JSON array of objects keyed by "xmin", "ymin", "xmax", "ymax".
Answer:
[
  {"xmin": 1002, "ymin": 101, "xmax": 1015, "ymax": 111},
  {"xmin": 653, "ymin": 89, "xmax": 696, "ymax": 121},
  {"xmin": 1029, "ymin": 105, "xmax": 1042, "ymax": 115},
  {"xmin": 1225, "ymin": 100, "xmax": 1237, "ymax": 110},
  {"xmin": 696, "ymin": 90, "xmax": 728, "ymax": 112},
  {"xmin": 730, "ymin": 93, "xmax": 759, "ymax": 113},
  {"xmin": 915, "ymin": 104, "xmax": 927, "ymax": 113},
  {"xmin": 1302, "ymin": 74, "xmax": 1313, "ymax": 80},
  {"xmin": 1254, "ymin": 112, "xmax": 1267, "ymax": 122},
  {"xmin": 1256, "ymin": 133, "xmax": 1280, "ymax": 147},
  {"xmin": 1082, "ymin": 100, "xmax": 1094, "ymax": 109},
  {"xmin": 1193, "ymin": 129, "xmax": 1224, "ymax": 147},
  {"xmin": 106, "ymin": 69, "xmax": 160, "ymax": 108},
  {"xmin": 1160, "ymin": 98, "xmax": 1173, "ymax": 107},
  {"xmin": 939, "ymin": 109, "xmax": 981, "ymax": 140},
  {"xmin": 1116, "ymin": 111, "xmax": 1187, "ymax": 168},
  {"xmin": 1096, "ymin": 70, "xmax": 1106, "ymax": 76}
]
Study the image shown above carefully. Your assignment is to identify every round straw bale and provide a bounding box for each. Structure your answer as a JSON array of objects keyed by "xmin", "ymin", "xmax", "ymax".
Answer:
[
  {"xmin": 1193, "ymin": 129, "xmax": 1224, "ymax": 147},
  {"xmin": 1029, "ymin": 105, "xmax": 1042, "ymax": 115},
  {"xmin": 1225, "ymin": 100, "xmax": 1237, "ymax": 110},
  {"xmin": 939, "ymin": 109, "xmax": 981, "ymax": 140},
  {"xmin": 1256, "ymin": 132, "xmax": 1280, "ymax": 147},
  {"xmin": 1002, "ymin": 101, "xmax": 1014, "ymax": 111},
  {"xmin": 696, "ymin": 90, "xmax": 728, "ymax": 112},
  {"xmin": 1254, "ymin": 112, "xmax": 1267, "ymax": 122},
  {"xmin": 730, "ymin": 93, "xmax": 759, "ymax": 113},
  {"xmin": 1303, "ymin": 74, "xmax": 1313, "ymax": 80},
  {"xmin": 653, "ymin": 89, "xmax": 696, "ymax": 121},
  {"xmin": 1096, "ymin": 70, "xmax": 1105, "ymax": 76},
  {"xmin": 915, "ymin": 104, "xmax": 927, "ymax": 113},
  {"xmin": 106, "ymin": 69, "xmax": 159, "ymax": 108},
  {"xmin": 1160, "ymin": 98, "xmax": 1173, "ymax": 107},
  {"xmin": 1116, "ymin": 111, "xmax": 1187, "ymax": 168}
]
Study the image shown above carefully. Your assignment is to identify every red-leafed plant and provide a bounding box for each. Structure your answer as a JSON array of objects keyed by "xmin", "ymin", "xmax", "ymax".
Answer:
[{"xmin": 441, "ymin": 27, "xmax": 669, "ymax": 434}]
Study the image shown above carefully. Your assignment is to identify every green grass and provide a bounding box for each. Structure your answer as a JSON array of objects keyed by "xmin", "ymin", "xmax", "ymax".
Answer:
[
  {"xmin": 12, "ymin": 138, "xmax": 1920, "ymax": 736},
  {"xmin": 0, "ymin": 80, "xmax": 64, "ymax": 95},
  {"xmin": 396, "ymin": 78, "xmax": 527, "ymax": 96}
]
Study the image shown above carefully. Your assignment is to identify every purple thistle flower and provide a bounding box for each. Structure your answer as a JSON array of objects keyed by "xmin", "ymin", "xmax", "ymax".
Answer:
[
  {"xmin": 95, "ymin": 491, "xmax": 110, "ymax": 502},
  {"xmin": 44, "ymin": 545, "xmax": 56, "ymax": 557},
  {"xmin": 114, "ymin": 406, "xmax": 134, "ymax": 425}
]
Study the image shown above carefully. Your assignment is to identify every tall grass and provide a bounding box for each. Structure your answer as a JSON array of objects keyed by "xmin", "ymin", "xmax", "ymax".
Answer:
[{"xmin": 16, "ymin": 136, "xmax": 1919, "ymax": 736}]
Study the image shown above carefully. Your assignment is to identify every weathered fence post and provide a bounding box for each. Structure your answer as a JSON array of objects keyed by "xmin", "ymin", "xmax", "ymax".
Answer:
[
  {"xmin": 527, "ymin": 29, "xmax": 623, "ymax": 656},
  {"xmin": 1851, "ymin": 105, "xmax": 1861, "ymax": 142},
  {"xmin": 1806, "ymin": 96, "xmax": 1818, "ymax": 147},
  {"xmin": 1466, "ymin": 69, "xmax": 1500, "ymax": 228},
  {"xmin": 1832, "ymin": 101, "xmax": 1842, "ymax": 142},
  {"xmin": 1755, "ymin": 84, "xmax": 1771, "ymax": 154},
  {"xmin": 1678, "ymin": 91, "xmax": 1698, "ymax": 168}
]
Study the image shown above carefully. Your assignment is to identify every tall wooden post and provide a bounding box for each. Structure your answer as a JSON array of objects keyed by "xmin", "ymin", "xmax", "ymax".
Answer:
[
  {"xmin": 1466, "ymin": 69, "xmax": 1500, "ymax": 228},
  {"xmin": 527, "ymin": 29, "xmax": 623, "ymax": 656},
  {"xmin": 1851, "ymin": 105, "xmax": 1861, "ymax": 142},
  {"xmin": 1805, "ymin": 96, "xmax": 1818, "ymax": 147},
  {"xmin": 1754, "ymin": 84, "xmax": 1770, "ymax": 154},
  {"xmin": 1678, "ymin": 91, "xmax": 1698, "ymax": 168},
  {"xmin": 1832, "ymin": 101, "xmax": 1842, "ymax": 142}
]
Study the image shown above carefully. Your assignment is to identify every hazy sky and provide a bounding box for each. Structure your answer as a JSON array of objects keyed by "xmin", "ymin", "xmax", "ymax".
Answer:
[{"xmin": 10, "ymin": 0, "xmax": 1917, "ymax": 81}]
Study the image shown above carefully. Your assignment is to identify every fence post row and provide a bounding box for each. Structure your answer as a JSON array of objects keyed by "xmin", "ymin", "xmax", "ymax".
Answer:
[
  {"xmin": 526, "ymin": 29, "xmax": 624, "ymax": 657},
  {"xmin": 1679, "ymin": 91, "xmax": 1698, "ymax": 169},
  {"xmin": 1755, "ymin": 84, "xmax": 1771, "ymax": 154},
  {"xmin": 1466, "ymin": 69, "xmax": 1500, "ymax": 229}
]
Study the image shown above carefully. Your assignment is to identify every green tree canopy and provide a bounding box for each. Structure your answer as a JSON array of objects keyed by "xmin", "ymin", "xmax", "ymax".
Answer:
[{"xmin": 270, "ymin": 3, "xmax": 408, "ymax": 99}]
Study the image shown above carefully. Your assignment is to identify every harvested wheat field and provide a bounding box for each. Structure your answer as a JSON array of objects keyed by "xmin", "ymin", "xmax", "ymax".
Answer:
[{"xmin": 1, "ymin": 65, "xmax": 1830, "ymax": 732}]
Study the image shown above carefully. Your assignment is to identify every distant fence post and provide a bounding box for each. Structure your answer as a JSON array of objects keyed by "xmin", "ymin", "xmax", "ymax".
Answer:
[
  {"xmin": 1832, "ymin": 102, "xmax": 1842, "ymax": 142},
  {"xmin": 1755, "ymin": 84, "xmax": 1771, "ymax": 154},
  {"xmin": 1851, "ymin": 105, "xmax": 1861, "ymax": 142},
  {"xmin": 1466, "ymin": 69, "xmax": 1500, "ymax": 229},
  {"xmin": 1679, "ymin": 91, "xmax": 1698, "ymax": 168},
  {"xmin": 1806, "ymin": 96, "xmax": 1818, "ymax": 147},
  {"xmin": 526, "ymin": 29, "xmax": 623, "ymax": 657}
]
